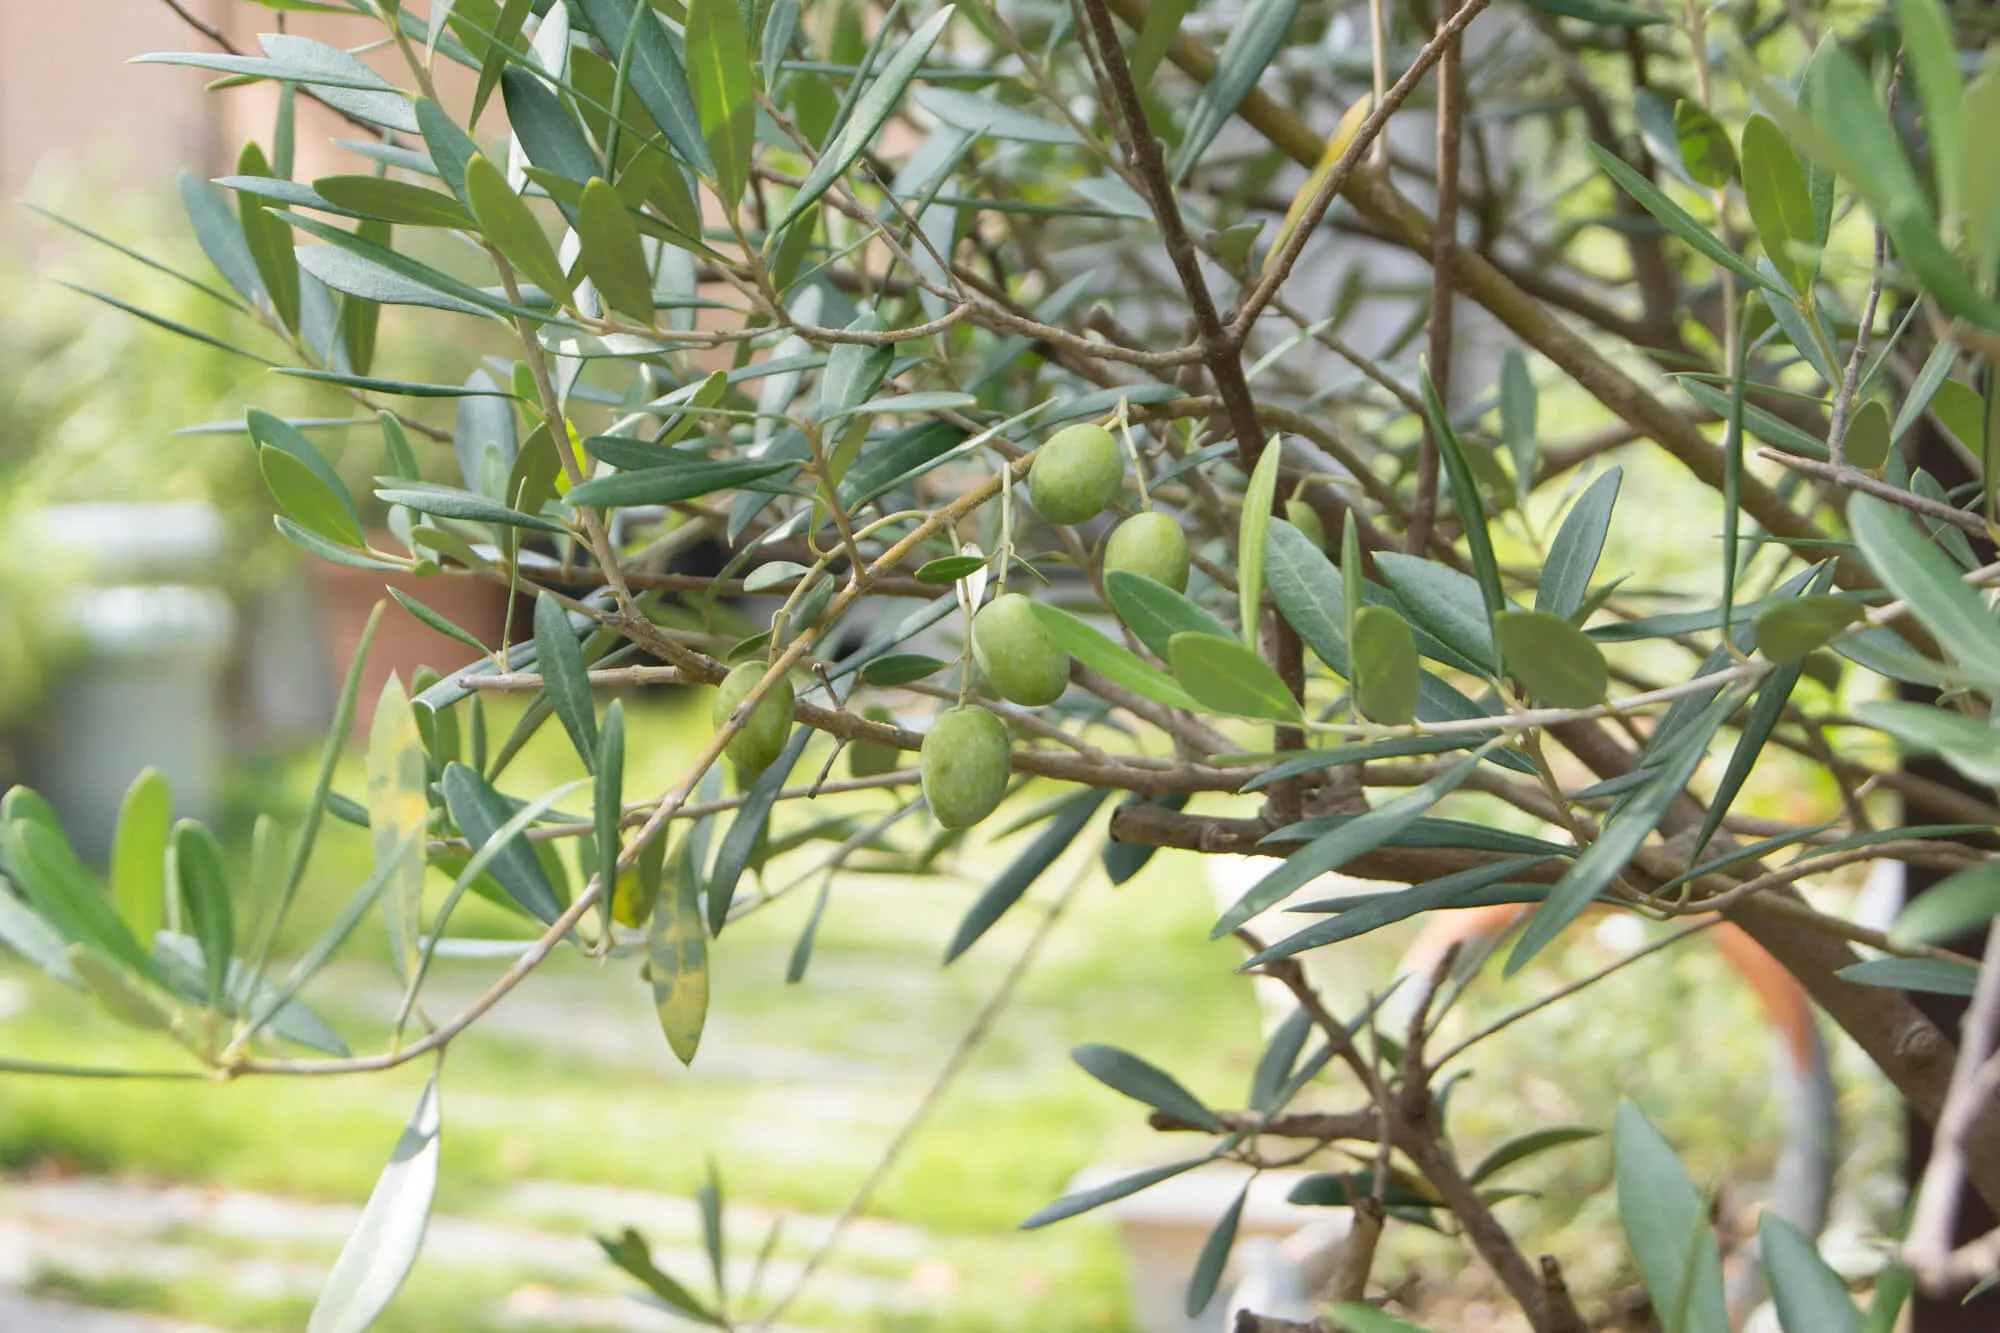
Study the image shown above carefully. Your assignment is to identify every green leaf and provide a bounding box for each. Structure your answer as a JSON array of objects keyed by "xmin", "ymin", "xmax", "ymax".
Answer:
[
  {"xmin": 366, "ymin": 676, "xmax": 429, "ymax": 980},
  {"xmin": 180, "ymin": 171, "xmax": 265, "ymax": 305},
  {"xmin": 67, "ymin": 945, "xmax": 171, "ymax": 1029},
  {"xmin": 1931, "ymin": 379, "xmax": 1988, "ymax": 455},
  {"xmin": 464, "ymin": 154, "xmax": 573, "ymax": 304},
  {"xmin": 1845, "ymin": 401, "xmax": 1891, "ymax": 471},
  {"xmin": 307, "ymin": 1077, "xmax": 442, "ymax": 1333},
  {"xmin": 471, "ymin": 0, "xmax": 535, "ymax": 125},
  {"xmin": 1131, "ymin": 0, "xmax": 1197, "ymax": 87},
  {"xmin": 285, "ymin": 212, "xmax": 529, "ymax": 319},
  {"xmin": 945, "ymin": 790, "xmax": 1110, "ymax": 961},
  {"xmin": 1169, "ymin": 633, "xmax": 1302, "ymax": 722},
  {"xmin": 502, "ymin": 68, "xmax": 601, "ymax": 189},
  {"xmin": 708, "ymin": 726, "xmax": 813, "ymax": 937},
  {"xmin": 1421, "ymin": 366, "xmax": 1505, "ymax": 620},
  {"xmin": 439, "ymin": 764, "xmax": 565, "ymax": 923},
  {"xmin": 576, "ymin": 178, "xmax": 654, "ymax": 319},
  {"xmin": 1469, "ymin": 1127, "xmax": 1602, "ymax": 1185},
  {"xmin": 261, "ymin": 445, "xmax": 365, "ymax": 548},
  {"xmin": 1614, "ymin": 1102, "xmax": 1729, "ymax": 1333},
  {"xmin": 532, "ymin": 594, "xmax": 599, "ymax": 771},
  {"xmin": 1493, "ymin": 609, "xmax": 1607, "ymax": 708},
  {"xmin": 6, "ymin": 821, "xmax": 164, "ymax": 987},
  {"xmin": 573, "ymin": 0, "xmax": 713, "ymax": 176},
  {"xmin": 1214, "ymin": 747, "xmax": 1491, "ymax": 938},
  {"xmin": 1837, "ymin": 957, "xmax": 1980, "ymax": 996},
  {"xmin": 859, "ymin": 654, "xmax": 948, "ymax": 686},
  {"xmin": 1351, "ymin": 605, "xmax": 1418, "ymax": 725},
  {"xmin": 375, "ymin": 484, "xmax": 568, "ymax": 534},
  {"xmin": 780, "ymin": 6, "xmax": 954, "ymax": 229},
  {"xmin": 596, "ymin": 702, "xmax": 625, "ymax": 936},
  {"xmin": 237, "ymin": 143, "xmax": 302, "ymax": 332},
  {"xmin": 1754, "ymin": 594, "xmax": 1861, "ymax": 662},
  {"xmin": 1891, "ymin": 862, "xmax": 2000, "ymax": 949},
  {"xmin": 1508, "ymin": 695, "xmax": 1733, "ymax": 974},
  {"xmin": 1170, "ymin": 0, "xmax": 1300, "ymax": 181},
  {"xmin": 312, "ymin": 175, "xmax": 473, "ymax": 228},
  {"xmin": 1892, "ymin": 0, "xmax": 1963, "ymax": 228},
  {"xmin": 1326, "ymin": 1305, "xmax": 1435, "ymax": 1333},
  {"xmin": 1674, "ymin": 100, "xmax": 1737, "ymax": 188},
  {"xmin": 686, "ymin": 0, "xmax": 755, "ymax": 207},
  {"xmin": 415, "ymin": 96, "xmax": 480, "ymax": 203},
  {"xmin": 598, "ymin": 1228, "xmax": 723, "ymax": 1325},
  {"xmin": 109, "ymin": 769, "xmax": 171, "ymax": 950},
  {"xmin": 386, "ymin": 590, "xmax": 489, "ymax": 656},
  {"xmin": 1966, "ymin": 67, "xmax": 2000, "ymax": 290},
  {"xmin": 1760, "ymin": 1212, "xmax": 1861, "ymax": 1333},
  {"xmin": 565, "ymin": 458, "xmax": 798, "ymax": 507},
  {"xmin": 1498, "ymin": 348, "xmax": 1537, "ymax": 502},
  {"xmin": 173, "ymin": 821, "xmax": 234, "ymax": 1010},
  {"xmin": 1536, "ymin": 468, "xmax": 1621, "ymax": 621},
  {"xmin": 1516, "ymin": 0, "xmax": 1663, "ymax": 23},
  {"xmin": 1267, "ymin": 516, "xmax": 1351, "ymax": 671},
  {"xmin": 1585, "ymin": 139, "xmax": 1774, "ymax": 292},
  {"xmin": 1375, "ymin": 554, "xmax": 1497, "ymax": 674},
  {"xmin": 1073, "ymin": 1044, "xmax": 1225, "ymax": 1131},
  {"xmin": 1239, "ymin": 438, "xmax": 1284, "ymax": 647},
  {"xmin": 1020, "ymin": 1158, "xmax": 1208, "ymax": 1230},
  {"xmin": 1107, "ymin": 570, "xmax": 1233, "ymax": 662},
  {"xmin": 651, "ymin": 839, "xmax": 710, "ymax": 1065},
  {"xmin": 1740, "ymin": 114, "xmax": 1818, "ymax": 296},
  {"xmin": 1186, "ymin": 1180, "xmax": 1249, "ymax": 1318},
  {"xmin": 914, "ymin": 555, "xmax": 987, "ymax": 583},
  {"xmin": 1030, "ymin": 604, "xmax": 1202, "ymax": 711},
  {"xmin": 1850, "ymin": 494, "xmax": 2000, "ymax": 688},
  {"xmin": 0, "ymin": 891, "xmax": 79, "ymax": 986},
  {"xmin": 1855, "ymin": 701, "xmax": 2000, "ymax": 784},
  {"xmin": 278, "ymin": 519, "xmax": 403, "ymax": 571},
  {"xmin": 1244, "ymin": 858, "xmax": 1559, "ymax": 965}
]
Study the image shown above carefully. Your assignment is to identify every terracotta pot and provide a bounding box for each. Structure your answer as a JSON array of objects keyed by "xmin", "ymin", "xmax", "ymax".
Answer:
[{"xmin": 310, "ymin": 546, "xmax": 517, "ymax": 734}]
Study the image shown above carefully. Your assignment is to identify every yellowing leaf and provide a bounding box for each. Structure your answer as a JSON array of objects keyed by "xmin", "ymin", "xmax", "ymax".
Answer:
[
  {"xmin": 650, "ymin": 841, "xmax": 709, "ymax": 1065},
  {"xmin": 367, "ymin": 675, "xmax": 430, "ymax": 979},
  {"xmin": 1265, "ymin": 94, "xmax": 1371, "ymax": 274}
]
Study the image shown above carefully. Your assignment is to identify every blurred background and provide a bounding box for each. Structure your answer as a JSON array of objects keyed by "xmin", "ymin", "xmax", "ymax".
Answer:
[{"xmin": 0, "ymin": 3, "xmax": 1909, "ymax": 1331}]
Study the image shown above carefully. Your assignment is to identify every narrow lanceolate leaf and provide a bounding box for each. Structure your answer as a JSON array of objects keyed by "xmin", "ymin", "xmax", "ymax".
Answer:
[
  {"xmin": 502, "ymin": 67, "xmax": 601, "ymax": 190},
  {"xmin": 1266, "ymin": 95, "xmax": 1371, "ymax": 272},
  {"xmin": 1499, "ymin": 348, "xmax": 1538, "ymax": 502},
  {"xmin": 1030, "ymin": 604, "xmax": 1203, "ymax": 711},
  {"xmin": 1507, "ymin": 693, "xmax": 1735, "ymax": 975},
  {"xmin": 576, "ymin": 178, "xmax": 653, "ymax": 320},
  {"xmin": 1849, "ymin": 494, "xmax": 2000, "ymax": 688},
  {"xmin": 572, "ymin": 0, "xmax": 712, "ymax": 176},
  {"xmin": 1169, "ymin": 633, "xmax": 1302, "ymax": 723},
  {"xmin": 367, "ymin": 676, "xmax": 430, "ymax": 981},
  {"xmin": 779, "ymin": 6, "xmax": 954, "ymax": 229},
  {"xmin": 1266, "ymin": 517, "xmax": 1350, "ymax": 671},
  {"xmin": 564, "ymin": 458, "xmax": 798, "ymax": 507},
  {"xmin": 472, "ymin": 0, "xmax": 535, "ymax": 125},
  {"xmin": 1469, "ymin": 1126, "xmax": 1603, "ymax": 1186},
  {"xmin": 1214, "ymin": 747, "xmax": 1492, "ymax": 938},
  {"xmin": 1891, "ymin": 0, "xmax": 1962, "ymax": 228},
  {"xmin": 313, "ymin": 176, "xmax": 473, "ymax": 228},
  {"xmin": 686, "ymin": 0, "xmax": 754, "ymax": 208},
  {"xmin": 68, "ymin": 945, "xmax": 170, "ymax": 1029},
  {"xmin": 261, "ymin": 445, "xmax": 365, "ymax": 548},
  {"xmin": 1171, "ymin": 0, "xmax": 1300, "ymax": 181},
  {"xmin": 1239, "ymin": 437, "xmax": 1283, "ymax": 648},
  {"xmin": 1020, "ymin": 1158, "xmax": 1208, "ymax": 1230},
  {"xmin": 651, "ymin": 840, "xmax": 710, "ymax": 1065},
  {"xmin": 1351, "ymin": 605, "xmax": 1418, "ymax": 725},
  {"xmin": 1614, "ymin": 1103, "xmax": 1730, "ymax": 1333},
  {"xmin": 1493, "ymin": 610, "xmax": 1607, "ymax": 708},
  {"xmin": 237, "ymin": 143, "xmax": 301, "ymax": 331},
  {"xmin": 1420, "ymin": 367, "xmax": 1505, "ymax": 620},
  {"xmin": 1839, "ymin": 957, "xmax": 1980, "ymax": 995},
  {"xmin": 1537, "ymin": 468, "xmax": 1621, "ymax": 621},
  {"xmin": 1585, "ymin": 139, "xmax": 1774, "ymax": 292},
  {"xmin": 1186, "ymin": 1181, "xmax": 1250, "ymax": 1318},
  {"xmin": 172, "ymin": 821, "xmax": 234, "ymax": 1010},
  {"xmin": 1073, "ymin": 1044, "xmax": 1225, "ymax": 1131},
  {"xmin": 1375, "ymin": 554, "xmax": 1497, "ymax": 674},
  {"xmin": 439, "ymin": 764, "xmax": 565, "ymax": 923},
  {"xmin": 463, "ymin": 154, "xmax": 573, "ymax": 305},
  {"xmin": 109, "ymin": 768, "xmax": 171, "ymax": 949},
  {"xmin": 1760, "ymin": 1212, "xmax": 1861, "ymax": 1333},
  {"xmin": 1889, "ymin": 862, "xmax": 2000, "ymax": 950},
  {"xmin": 1740, "ymin": 115, "xmax": 1818, "ymax": 297},
  {"xmin": 532, "ymin": 594, "xmax": 598, "ymax": 771},
  {"xmin": 946, "ymin": 790, "xmax": 1110, "ymax": 962},
  {"xmin": 1754, "ymin": 594, "xmax": 1861, "ymax": 662},
  {"xmin": 1243, "ymin": 858, "xmax": 1558, "ymax": 966},
  {"xmin": 708, "ymin": 726, "xmax": 813, "ymax": 937},
  {"xmin": 306, "ymin": 1077, "xmax": 443, "ymax": 1333},
  {"xmin": 1106, "ymin": 571, "xmax": 1233, "ymax": 663},
  {"xmin": 1674, "ymin": 100, "xmax": 1737, "ymax": 188},
  {"xmin": 595, "ymin": 702, "xmax": 626, "ymax": 937}
]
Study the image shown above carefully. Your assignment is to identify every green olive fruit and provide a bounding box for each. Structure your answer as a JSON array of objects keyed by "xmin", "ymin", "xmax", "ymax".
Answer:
[
  {"xmin": 1284, "ymin": 499, "xmax": 1328, "ymax": 553},
  {"xmin": 921, "ymin": 705, "xmax": 1012, "ymax": 829},
  {"xmin": 1029, "ymin": 423, "xmax": 1124, "ymax": 525},
  {"xmin": 971, "ymin": 593, "xmax": 1070, "ymax": 706},
  {"xmin": 847, "ymin": 707, "xmax": 905, "ymax": 779},
  {"xmin": 711, "ymin": 662, "xmax": 795, "ymax": 776},
  {"xmin": 1103, "ymin": 511, "xmax": 1191, "ymax": 593}
]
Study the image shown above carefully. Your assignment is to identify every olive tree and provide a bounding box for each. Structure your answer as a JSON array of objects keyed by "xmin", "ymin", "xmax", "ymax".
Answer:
[{"xmin": 5, "ymin": 0, "xmax": 2000, "ymax": 1327}]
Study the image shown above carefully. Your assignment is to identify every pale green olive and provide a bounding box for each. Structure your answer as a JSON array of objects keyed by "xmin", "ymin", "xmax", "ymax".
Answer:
[
  {"xmin": 972, "ymin": 593, "xmax": 1070, "ymax": 706},
  {"xmin": 711, "ymin": 662, "xmax": 794, "ymax": 776},
  {"xmin": 920, "ymin": 705, "xmax": 1011, "ymax": 829},
  {"xmin": 1104, "ymin": 511, "xmax": 1191, "ymax": 593},
  {"xmin": 1029, "ymin": 423, "xmax": 1124, "ymax": 525},
  {"xmin": 1284, "ymin": 499, "xmax": 1328, "ymax": 553}
]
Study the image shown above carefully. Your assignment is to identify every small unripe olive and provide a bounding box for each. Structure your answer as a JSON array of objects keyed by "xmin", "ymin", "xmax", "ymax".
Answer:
[
  {"xmin": 1104, "ymin": 511, "xmax": 1190, "ymax": 593},
  {"xmin": 1285, "ymin": 499, "xmax": 1327, "ymax": 553},
  {"xmin": 712, "ymin": 662, "xmax": 794, "ymax": 776},
  {"xmin": 847, "ymin": 707, "xmax": 905, "ymax": 779},
  {"xmin": 972, "ymin": 593, "xmax": 1070, "ymax": 706},
  {"xmin": 1029, "ymin": 423, "xmax": 1124, "ymax": 525},
  {"xmin": 921, "ymin": 705, "xmax": 1011, "ymax": 829}
]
